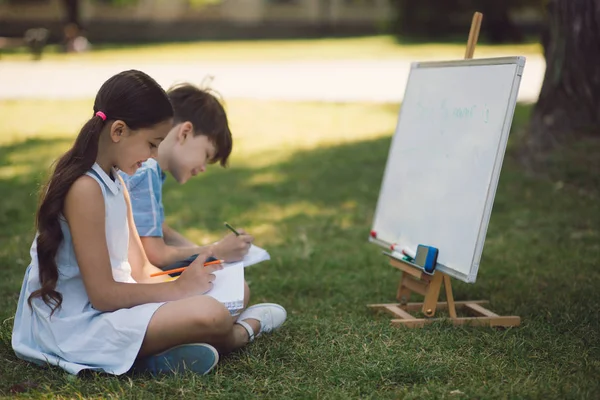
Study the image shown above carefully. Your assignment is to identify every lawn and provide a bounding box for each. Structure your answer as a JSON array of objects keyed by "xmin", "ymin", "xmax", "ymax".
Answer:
[
  {"xmin": 0, "ymin": 99, "xmax": 598, "ymax": 399},
  {"xmin": 0, "ymin": 35, "xmax": 542, "ymax": 63}
]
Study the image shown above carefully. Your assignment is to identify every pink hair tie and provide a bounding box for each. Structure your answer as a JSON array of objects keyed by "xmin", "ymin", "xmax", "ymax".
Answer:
[{"xmin": 95, "ymin": 111, "xmax": 107, "ymax": 121}]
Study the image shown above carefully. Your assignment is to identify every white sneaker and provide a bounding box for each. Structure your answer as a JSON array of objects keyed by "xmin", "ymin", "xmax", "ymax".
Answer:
[{"xmin": 235, "ymin": 303, "xmax": 287, "ymax": 342}]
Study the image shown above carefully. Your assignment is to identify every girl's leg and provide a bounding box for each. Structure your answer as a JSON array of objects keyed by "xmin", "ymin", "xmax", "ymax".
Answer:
[{"xmin": 138, "ymin": 294, "xmax": 261, "ymax": 357}]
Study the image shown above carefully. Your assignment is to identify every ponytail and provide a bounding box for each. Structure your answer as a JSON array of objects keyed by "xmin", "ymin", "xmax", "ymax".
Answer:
[{"xmin": 28, "ymin": 116, "xmax": 104, "ymax": 314}]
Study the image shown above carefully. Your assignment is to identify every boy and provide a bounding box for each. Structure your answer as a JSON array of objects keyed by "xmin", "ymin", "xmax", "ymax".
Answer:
[
  {"xmin": 120, "ymin": 83, "xmax": 287, "ymax": 361},
  {"xmin": 120, "ymin": 83, "xmax": 253, "ymax": 270}
]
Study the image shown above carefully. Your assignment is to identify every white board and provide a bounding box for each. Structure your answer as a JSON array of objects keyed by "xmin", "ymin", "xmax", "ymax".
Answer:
[{"xmin": 370, "ymin": 56, "xmax": 525, "ymax": 283}]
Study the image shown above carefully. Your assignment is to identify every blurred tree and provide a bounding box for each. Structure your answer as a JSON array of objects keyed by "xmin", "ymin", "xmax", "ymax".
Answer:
[
  {"xmin": 61, "ymin": 0, "xmax": 80, "ymax": 30},
  {"xmin": 189, "ymin": 0, "xmax": 224, "ymax": 5},
  {"xmin": 95, "ymin": 0, "xmax": 223, "ymax": 6},
  {"xmin": 391, "ymin": 0, "xmax": 544, "ymax": 43},
  {"xmin": 527, "ymin": 0, "xmax": 600, "ymax": 151},
  {"xmin": 477, "ymin": 1, "xmax": 526, "ymax": 43},
  {"xmin": 392, "ymin": 0, "xmax": 459, "ymax": 39},
  {"xmin": 99, "ymin": 0, "xmax": 138, "ymax": 5},
  {"xmin": 61, "ymin": 0, "xmax": 91, "ymax": 53}
]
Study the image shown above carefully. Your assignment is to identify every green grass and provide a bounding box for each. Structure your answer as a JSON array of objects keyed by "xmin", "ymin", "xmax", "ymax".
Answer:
[
  {"xmin": 0, "ymin": 36, "xmax": 542, "ymax": 63},
  {"xmin": 0, "ymin": 99, "xmax": 599, "ymax": 399}
]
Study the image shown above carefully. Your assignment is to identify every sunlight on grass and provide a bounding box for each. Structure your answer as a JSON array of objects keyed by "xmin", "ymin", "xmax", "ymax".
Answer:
[
  {"xmin": 0, "ymin": 164, "xmax": 33, "ymax": 179},
  {"xmin": 1, "ymin": 99, "xmax": 400, "ymax": 169},
  {"xmin": 0, "ymin": 100, "xmax": 90, "ymax": 145},
  {"xmin": 1, "ymin": 36, "xmax": 542, "ymax": 63},
  {"xmin": 7, "ymin": 140, "xmax": 70, "ymax": 165},
  {"xmin": 175, "ymin": 228, "xmax": 216, "ymax": 247},
  {"xmin": 177, "ymin": 201, "xmax": 326, "ymax": 248},
  {"xmin": 242, "ymin": 201, "xmax": 329, "ymax": 224},
  {"xmin": 0, "ymin": 139, "xmax": 72, "ymax": 183},
  {"xmin": 1, "ymin": 98, "xmax": 598, "ymax": 398},
  {"xmin": 247, "ymin": 171, "xmax": 285, "ymax": 186},
  {"xmin": 227, "ymin": 101, "xmax": 398, "ymax": 166}
]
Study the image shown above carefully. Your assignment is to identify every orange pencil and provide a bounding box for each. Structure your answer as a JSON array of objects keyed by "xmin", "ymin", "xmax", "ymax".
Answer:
[{"xmin": 150, "ymin": 259, "xmax": 223, "ymax": 277}]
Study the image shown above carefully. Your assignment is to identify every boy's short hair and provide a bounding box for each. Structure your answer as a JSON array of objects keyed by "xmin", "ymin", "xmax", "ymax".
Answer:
[{"xmin": 167, "ymin": 83, "xmax": 233, "ymax": 167}]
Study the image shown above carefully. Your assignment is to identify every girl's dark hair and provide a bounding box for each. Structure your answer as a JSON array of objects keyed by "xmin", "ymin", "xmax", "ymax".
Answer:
[
  {"xmin": 29, "ymin": 70, "xmax": 173, "ymax": 314},
  {"xmin": 167, "ymin": 83, "xmax": 233, "ymax": 167}
]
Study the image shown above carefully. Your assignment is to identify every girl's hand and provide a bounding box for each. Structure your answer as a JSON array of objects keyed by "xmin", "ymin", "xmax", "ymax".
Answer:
[{"xmin": 174, "ymin": 255, "xmax": 223, "ymax": 296}]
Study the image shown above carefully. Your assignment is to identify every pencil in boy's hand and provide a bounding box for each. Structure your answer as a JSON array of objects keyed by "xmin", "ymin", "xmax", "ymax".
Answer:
[
  {"xmin": 150, "ymin": 259, "xmax": 223, "ymax": 277},
  {"xmin": 224, "ymin": 222, "xmax": 240, "ymax": 236}
]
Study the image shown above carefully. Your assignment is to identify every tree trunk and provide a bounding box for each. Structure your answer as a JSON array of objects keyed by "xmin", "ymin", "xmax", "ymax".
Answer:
[
  {"xmin": 61, "ymin": 0, "xmax": 83, "ymax": 53},
  {"xmin": 479, "ymin": 2, "xmax": 524, "ymax": 44},
  {"xmin": 62, "ymin": 0, "xmax": 81, "ymax": 29},
  {"xmin": 526, "ymin": 0, "xmax": 600, "ymax": 153}
]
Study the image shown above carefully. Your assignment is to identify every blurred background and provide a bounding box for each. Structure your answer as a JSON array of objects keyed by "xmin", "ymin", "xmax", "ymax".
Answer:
[
  {"xmin": 0, "ymin": 0, "xmax": 543, "ymax": 46},
  {"xmin": 0, "ymin": 1, "xmax": 547, "ymax": 105},
  {"xmin": 1, "ymin": 2, "xmax": 599, "ymax": 397}
]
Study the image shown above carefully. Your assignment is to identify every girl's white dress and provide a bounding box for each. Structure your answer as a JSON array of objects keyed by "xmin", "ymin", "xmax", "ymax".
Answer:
[{"xmin": 12, "ymin": 163, "xmax": 165, "ymax": 375}]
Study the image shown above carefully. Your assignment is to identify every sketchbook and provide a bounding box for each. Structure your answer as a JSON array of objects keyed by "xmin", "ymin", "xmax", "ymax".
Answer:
[
  {"xmin": 242, "ymin": 244, "xmax": 271, "ymax": 268},
  {"xmin": 207, "ymin": 245, "xmax": 269, "ymax": 313},
  {"xmin": 206, "ymin": 261, "xmax": 245, "ymax": 314},
  {"xmin": 190, "ymin": 244, "xmax": 271, "ymax": 314}
]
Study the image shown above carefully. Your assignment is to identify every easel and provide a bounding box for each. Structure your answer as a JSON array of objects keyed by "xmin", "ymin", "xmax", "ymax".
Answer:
[{"xmin": 367, "ymin": 12, "xmax": 521, "ymax": 329}]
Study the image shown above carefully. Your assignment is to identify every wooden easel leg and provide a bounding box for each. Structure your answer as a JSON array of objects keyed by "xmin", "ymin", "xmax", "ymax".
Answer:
[
  {"xmin": 443, "ymin": 274, "xmax": 457, "ymax": 319},
  {"xmin": 396, "ymin": 272, "xmax": 412, "ymax": 304},
  {"xmin": 421, "ymin": 272, "xmax": 443, "ymax": 317},
  {"xmin": 465, "ymin": 12, "xmax": 483, "ymax": 59}
]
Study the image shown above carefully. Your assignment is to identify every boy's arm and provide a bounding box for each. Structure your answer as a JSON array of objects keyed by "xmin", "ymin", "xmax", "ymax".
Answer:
[
  {"xmin": 162, "ymin": 223, "xmax": 199, "ymax": 247},
  {"xmin": 120, "ymin": 178, "xmax": 172, "ymax": 283},
  {"xmin": 141, "ymin": 227, "xmax": 254, "ymax": 268},
  {"xmin": 140, "ymin": 235, "xmax": 211, "ymax": 269},
  {"xmin": 121, "ymin": 166, "xmax": 250, "ymax": 267},
  {"xmin": 121, "ymin": 167, "xmax": 211, "ymax": 268}
]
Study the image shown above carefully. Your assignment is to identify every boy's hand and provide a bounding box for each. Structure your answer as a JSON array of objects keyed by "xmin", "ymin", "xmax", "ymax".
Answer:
[
  {"xmin": 212, "ymin": 229, "xmax": 253, "ymax": 262},
  {"xmin": 175, "ymin": 254, "xmax": 224, "ymax": 296}
]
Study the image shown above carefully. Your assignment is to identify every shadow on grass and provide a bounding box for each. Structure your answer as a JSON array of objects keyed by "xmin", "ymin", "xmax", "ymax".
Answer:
[
  {"xmin": 0, "ymin": 129, "xmax": 598, "ymax": 396},
  {"xmin": 1, "ymin": 130, "xmax": 598, "ymax": 313},
  {"xmin": 0, "ymin": 137, "xmax": 72, "ymax": 236}
]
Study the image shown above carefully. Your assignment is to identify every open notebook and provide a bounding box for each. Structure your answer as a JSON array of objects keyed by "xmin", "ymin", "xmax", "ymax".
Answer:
[
  {"xmin": 205, "ymin": 245, "xmax": 270, "ymax": 313},
  {"xmin": 207, "ymin": 261, "xmax": 245, "ymax": 314},
  {"xmin": 168, "ymin": 245, "xmax": 270, "ymax": 314},
  {"xmin": 243, "ymin": 245, "xmax": 270, "ymax": 268}
]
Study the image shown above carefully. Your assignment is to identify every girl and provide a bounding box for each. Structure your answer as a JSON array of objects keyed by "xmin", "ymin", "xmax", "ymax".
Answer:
[{"xmin": 11, "ymin": 70, "xmax": 286, "ymax": 376}]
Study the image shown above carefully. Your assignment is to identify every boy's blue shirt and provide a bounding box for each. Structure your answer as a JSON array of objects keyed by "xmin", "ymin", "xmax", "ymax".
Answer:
[{"xmin": 118, "ymin": 159, "xmax": 166, "ymax": 237}]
